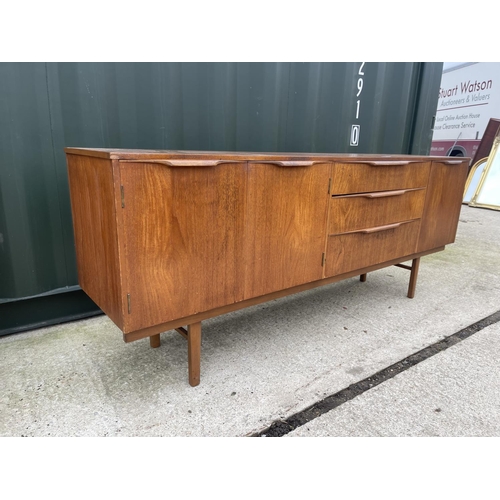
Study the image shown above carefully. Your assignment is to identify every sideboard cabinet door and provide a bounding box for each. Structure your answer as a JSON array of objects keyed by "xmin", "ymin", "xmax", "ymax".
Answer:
[
  {"xmin": 417, "ymin": 160, "xmax": 469, "ymax": 252},
  {"xmin": 119, "ymin": 161, "xmax": 247, "ymax": 332},
  {"xmin": 242, "ymin": 162, "xmax": 331, "ymax": 299}
]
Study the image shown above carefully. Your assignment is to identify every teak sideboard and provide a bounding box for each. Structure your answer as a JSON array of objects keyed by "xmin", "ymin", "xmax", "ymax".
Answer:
[{"xmin": 65, "ymin": 148, "xmax": 469, "ymax": 386}]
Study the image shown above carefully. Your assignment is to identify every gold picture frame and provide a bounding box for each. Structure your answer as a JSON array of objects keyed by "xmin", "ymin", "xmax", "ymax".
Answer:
[
  {"xmin": 463, "ymin": 157, "xmax": 488, "ymax": 204},
  {"xmin": 469, "ymin": 129, "xmax": 500, "ymax": 211}
]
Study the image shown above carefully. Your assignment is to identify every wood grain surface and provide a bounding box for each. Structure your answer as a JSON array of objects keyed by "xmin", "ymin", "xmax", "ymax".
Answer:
[
  {"xmin": 243, "ymin": 162, "xmax": 331, "ymax": 298},
  {"xmin": 122, "ymin": 245, "xmax": 445, "ymax": 343},
  {"xmin": 329, "ymin": 188, "xmax": 426, "ymax": 234},
  {"xmin": 417, "ymin": 159, "xmax": 469, "ymax": 252},
  {"xmin": 65, "ymin": 150, "xmax": 469, "ymax": 343},
  {"xmin": 331, "ymin": 161, "xmax": 431, "ymax": 194},
  {"xmin": 120, "ymin": 161, "xmax": 246, "ymax": 332},
  {"xmin": 325, "ymin": 219, "xmax": 421, "ymax": 277},
  {"xmin": 66, "ymin": 155, "xmax": 123, "ymax": 328},
  {"xmin": 65, "ymin": 147, "xmax": 463, "ymax": 162}
]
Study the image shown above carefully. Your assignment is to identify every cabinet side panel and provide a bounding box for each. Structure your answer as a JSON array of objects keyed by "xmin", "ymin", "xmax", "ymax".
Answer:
[
  {"xmin": 66, "ymin": 154, "xmax": 123, "ymax": 328},
  {"xmin": 243, "ymin": 163, "xmax": 330, "ymax": 299},
  {"xmin": 120, "ymin": 162, "xmax": 246, "ymax": 332},
  {"xmin": 417, "ymin": 160, "xmax": 469, "ymax": 252}
]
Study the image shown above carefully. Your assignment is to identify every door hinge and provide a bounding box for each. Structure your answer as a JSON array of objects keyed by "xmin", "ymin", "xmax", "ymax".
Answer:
[
  {"xmin": 321, "ymin": 252, "xmax": 325, "ymax": 267},
  {"xmin": 327, "ymin": 178, "xmax": 332, "ymax": 195},
  {"xmin": 127, "ymin": 293, "xmax": 131, "ymax": 314},
  {"xmin": 120, "ymin": 185, "xmax": 125, "ymax": 208}
]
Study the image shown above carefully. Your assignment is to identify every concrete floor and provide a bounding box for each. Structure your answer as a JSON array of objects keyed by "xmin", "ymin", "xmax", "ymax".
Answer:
[
  {"xmin": 1, "ymin": 205, "xmax": 499, "ymax": 437},
  {"xmin": 288, "ymin": 322, "xmax": 500, "ymax": 437}
]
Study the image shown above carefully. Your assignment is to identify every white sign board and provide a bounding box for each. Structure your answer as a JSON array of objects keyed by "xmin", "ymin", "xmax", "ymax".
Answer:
[{"xmin": 431, "ymin": 62, "xmax": 500, "ymax": 157}]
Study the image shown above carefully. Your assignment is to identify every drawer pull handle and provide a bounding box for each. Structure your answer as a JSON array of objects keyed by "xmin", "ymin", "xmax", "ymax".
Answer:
[
  {"xmin": 362, "ymin": 189, "xmax": 408, "ymax": 199},
  {"xmin": 253, "ymin": 161, "xmax": 322, "ymax": 167},
  {"xmin": 442, "ymin": 160, "xmax": 464, "ymax": 165},
  {"xmin": 360, "ymin": 222, "xmax": 403, "ymax": 234}
]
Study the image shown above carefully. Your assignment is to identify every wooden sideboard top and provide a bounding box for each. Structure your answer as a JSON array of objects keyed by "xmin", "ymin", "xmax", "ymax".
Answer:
[{"xmin": 64, "ymin": 147, "xmax": 470, "ymax": 163}]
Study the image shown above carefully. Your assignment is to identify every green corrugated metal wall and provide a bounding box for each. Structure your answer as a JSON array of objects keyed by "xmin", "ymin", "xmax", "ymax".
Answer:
[{"xmin": 0, "ymin": 62, "xmax": 443, "ymax": 335}]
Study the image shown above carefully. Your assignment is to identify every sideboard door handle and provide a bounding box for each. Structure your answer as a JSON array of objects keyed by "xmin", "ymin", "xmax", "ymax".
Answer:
[
  {"xmin": 363, "ymin": 161, "xmax": 416, "ymax": 166},
  {"xmin": 120, "ymin": 159, "xmax": 245, "ymax": 167}
]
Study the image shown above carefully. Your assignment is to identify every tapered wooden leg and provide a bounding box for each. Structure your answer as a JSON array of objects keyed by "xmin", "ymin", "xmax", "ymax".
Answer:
[
  {"xmin": 407, "ymin": 257, "xmax": 420, "ymax": 299},
  {"xmin": 187, "ymin": 322, "xmax": 202, "ymax": 387},
  {"xmin": 150, "ymin": 334, "xmax": 161, "ymax": 348},
  {"xmin": 360, "ymin": 273, "xmax": 367, "ymax": 282}
]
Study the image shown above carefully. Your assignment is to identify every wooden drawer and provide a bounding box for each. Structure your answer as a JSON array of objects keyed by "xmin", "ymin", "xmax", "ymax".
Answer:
[
  {"xmin": 329, "ymin": 188, "xmax": 426, "ymax": 234},
  {"xmin": 325, "ymin": 219, "xmax": 421, "ymax": 277},
  {"xmin": 332, "ymin": 160, "xmax": 431, "ymax": 194}
]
